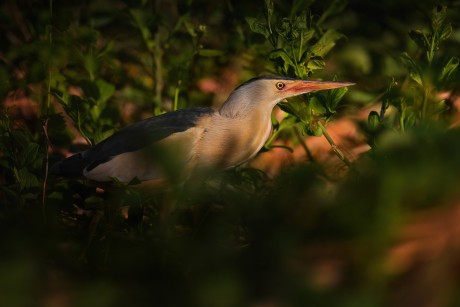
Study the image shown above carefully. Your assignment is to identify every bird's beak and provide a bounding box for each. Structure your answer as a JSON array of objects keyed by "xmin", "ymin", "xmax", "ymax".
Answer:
[{"xmin": 287, "ymin": 80, "xmax": 354, "ymax": 95}]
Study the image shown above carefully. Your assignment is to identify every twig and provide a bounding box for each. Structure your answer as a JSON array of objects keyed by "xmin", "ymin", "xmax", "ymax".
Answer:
[
  {"xmin": 293, "ymin": 125, "xmax": 315, "ymax": 162},
  {"xmin": 42, "ymin": 119, "xmax": 51, "ymax": 214},
  {"xmin": 317, "ymin": 121, "xmax": 351, "ymax": 167}
]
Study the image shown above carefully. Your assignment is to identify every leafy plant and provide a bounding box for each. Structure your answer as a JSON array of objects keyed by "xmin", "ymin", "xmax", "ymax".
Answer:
[
  {"xmin": 246, "ymin": 0, "xmax": 350, "ymax": 164},
  {"xmin": 367, "ymin": 4, "xmax": 459, "ymax": 141},
  {"xmin": 0, "ymin": 111, "xmax": 44, "ymax": 209}
]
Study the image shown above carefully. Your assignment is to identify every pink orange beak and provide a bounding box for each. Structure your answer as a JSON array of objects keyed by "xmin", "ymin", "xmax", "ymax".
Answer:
[{"xmin": 286, "ymin": 80, "xmax": 354, "ymax": 95}]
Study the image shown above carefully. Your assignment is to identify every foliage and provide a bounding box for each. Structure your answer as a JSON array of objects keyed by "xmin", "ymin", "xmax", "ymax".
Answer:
[
  {"xmin": 247, "ymin": 0, "xmax": 350, "ymax": 157},
  {"xmin": 0, "ymin": 111, "xmax": 44, "ymax": 208},
  {"xmin": 1, "ymin": 0, "xmax": 460, "ymax": 306},
  {"xmin": 366, "ymin": 4, "xmax": 459, "ymax": 146}
]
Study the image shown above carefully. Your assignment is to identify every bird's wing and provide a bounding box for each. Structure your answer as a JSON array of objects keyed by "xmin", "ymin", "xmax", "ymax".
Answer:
[{"xmin": 51, "ymin": 107, "xmax": 215, "ymax": 180}]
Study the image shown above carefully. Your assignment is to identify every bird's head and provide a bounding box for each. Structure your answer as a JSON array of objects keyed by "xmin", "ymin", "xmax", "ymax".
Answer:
[{"xmin": 220, "ymin": 76, "xmax": 354, "ymax": 118}]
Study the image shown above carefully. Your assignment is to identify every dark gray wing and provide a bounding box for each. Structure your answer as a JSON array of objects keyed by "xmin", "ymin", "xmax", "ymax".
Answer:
[{"xmin": 51, "ymin": 107, "xmax": 215, "ymax": 177}]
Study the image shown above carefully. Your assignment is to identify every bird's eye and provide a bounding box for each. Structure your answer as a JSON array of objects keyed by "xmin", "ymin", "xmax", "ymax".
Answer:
[{"xmin": 275, "ymin": 82, "xmax": 285, "ymax": 90}]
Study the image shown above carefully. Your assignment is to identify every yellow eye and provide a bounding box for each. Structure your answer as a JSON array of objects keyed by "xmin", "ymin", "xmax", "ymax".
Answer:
[{"xmin": 275, "ymin": 82, "xmax": 285, "ymax": 90}]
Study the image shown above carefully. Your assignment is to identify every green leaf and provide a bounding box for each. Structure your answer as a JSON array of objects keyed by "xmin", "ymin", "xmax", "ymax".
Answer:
[
  {"xmin": 438, "ymin": 23, "xmax": 452, "ymax": 41},
  {"xmin": 79, "ymin": 80, "xmax": 100, "ymax": 100},
  {"xmin": 431, "ymin": 5, "xmax": 447, "ymax": 32},
  {"xmin": 278, "ymin": 96, "xmax": 309, "ymax": 120},
  {"xmin": 327, "ymin": 86, "xmax": 348, "ymax": 112},
  {"xmin": 409, "ymin": 71, "xmax": 422, "ymax": 86},
  {"xmin": 306, "ymin": 56, "xmax": 325, "ymax": 72},
  {"xmin": 277, "ymin": 18, "xmax": 296, "ymax": 41},
  {"xmin": 246, "ymin": 17, "xmax": 269, "ymax": 38},
  {"xmin": 278, "ymin": 115, "xmax": 298, "ymax": 131},
  {"xmin": 400, "ymin": 52, "xmax": 422, "ymax": 86},
  {"xmin": 264, "ymin": 0, "xmax": 274, "ymax": 19},
  {"xmin": 310, "ymin": 96, "xmax": 327, "ymax": 116},
  {"xmin": 408, "ymin": 30, "xmax": 429, "ymax": 49},
  {"xmin": 301, "ymin": 29, "xmax": 315, "ymax": 43},
  {"xmin": 433, "ymin": 99, "xmax": 449, "ymax": 115},
  {"xmin": 404, "ymin": 109, "xmax": 417, "ymax": 128},
  {"xmin": 269, "ymin": 49, "xmax": 296, "ymax": 71},
  {"xmin": 52, "ymin": 89, "xmax": 69, "ymax": 106},
  {"xmin": 430, "ymin": 5, "xmax": 451, "ymax": 42},
  {"xmin": 440, "ymin": 57, "xmax": 459, "ymax": 83},
  {"xmin": 368, "ymin": 111, "xmax": 380, "ymax": 132},
  {"xmin": 183, "ymin": 19, "xmax": 197, "ymax": 37},
  {"xmin": 18, "ymin": 143, "xmax": 40, "ymax": 167},
  {"xmin": 16, "ymin": 168, "xmax": 40, "ymax": 189},
  {"xmin": 95, "ymin": 79, "xmax": 115, "ymax": 104},
  {"xmin": 97, "ymin": 40, "xmax": 115, "ymax": 58},
  {"xmin": 83, "ymin": 53, "xmax": 98, "ymax": 79},
  {"xmin": 293, "ymin": 11, "xmax": 307, "ymax": 30},
  {"xmin": 310, "ymin": 29, "xmax": 344, "ymax": 58}
]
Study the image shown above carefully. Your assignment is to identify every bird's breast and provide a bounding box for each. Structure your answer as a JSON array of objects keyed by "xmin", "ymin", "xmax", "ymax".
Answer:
[{"xmin": 196, "ymin": 112, "xmax": 272, "ymax": 170}]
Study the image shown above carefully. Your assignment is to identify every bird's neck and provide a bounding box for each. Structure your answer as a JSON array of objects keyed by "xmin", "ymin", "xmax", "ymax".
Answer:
[
  {"xmin": 218, "ymin": 89, "xmax": 275, "ymax": 119},
  {"xmin": 212, "ymin": 99, "xmax": 274, "ymax": 167}
]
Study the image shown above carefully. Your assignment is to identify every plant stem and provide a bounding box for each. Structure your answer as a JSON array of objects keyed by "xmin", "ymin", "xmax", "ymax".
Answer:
[
  {"xmin": 42, "ymin": 0, "xmax": 53, "ymax": 214},
  {"xmin": 399, "ymin": 106, "xmax": 406, "ymax": 133},
  {"xmin": 293, "ymin": 125, "xmax": 314, "ymax": 161},
  {"xmin": 264, "ymin": 128, "xmax": 281, "ymax": 149},
  {"xmin": 298, "ymin": 31, "xmax": 303, "ymax": 62},
  {"xmin": 173, "ymin": 80, "xmax": 181, "ymax": 111},
  {"xmin": 421, "ymin": 86, "xmax": 430, "ymax": 120},
  {"xmin": 154, "ymin": 31, "xmax": 163, "ymax": 105},
  {"xmin": 290, "ymin": 44, "xmax": 301, "ymax": 76},
  {"xmin": 318, "ymin": 121, "xmax": 351, "ymax": 167}
]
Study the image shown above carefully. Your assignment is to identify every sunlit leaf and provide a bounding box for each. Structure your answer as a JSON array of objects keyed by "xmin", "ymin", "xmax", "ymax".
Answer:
[
  {"xmin": 306, "ymin": 56, "xmax": 325, "ymax": 72},
  {"xmin": 301, "ymin": 29, "xmax": 315, "ymax": 43},
  {"xmin": 310, "ymin": 96, "xmax": 327, "ymax": 116},
  {"xmin": 327, "ymin": 86, "xmax": 348, "ymax": 112},
  {"xmin": 310, "ymin": 29, "xmax": 344, "ymax": 57},
  {"xmin": 278, "ymin": 114, "xmax": 298, "ymax": 130}
]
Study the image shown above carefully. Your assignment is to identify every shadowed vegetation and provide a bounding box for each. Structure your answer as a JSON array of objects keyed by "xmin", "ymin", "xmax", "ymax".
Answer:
[{"xmin": 1, "ymin": 0, "xmax": 460, "ymax": 306}]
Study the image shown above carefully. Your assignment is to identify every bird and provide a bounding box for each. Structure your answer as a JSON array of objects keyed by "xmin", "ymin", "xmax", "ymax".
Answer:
[{"xmin": 51, "ymin": 76, "xmax": 353, "ymax": 185}]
